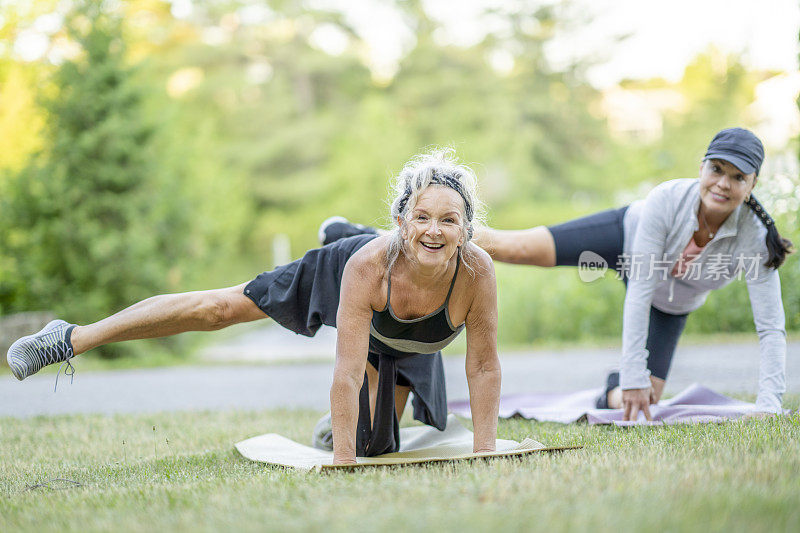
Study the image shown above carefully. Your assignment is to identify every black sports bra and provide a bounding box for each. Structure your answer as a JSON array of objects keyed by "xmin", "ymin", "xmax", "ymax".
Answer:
[{"xmin": 369, "ymin": 255, "xmax": 465, "ymax": 356}]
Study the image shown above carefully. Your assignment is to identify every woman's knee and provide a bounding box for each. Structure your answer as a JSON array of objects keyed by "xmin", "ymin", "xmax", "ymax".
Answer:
[
  {"xmin": 197, "ymin": 285, "xmax": 263, "ymax": 330},
  {"xmin": 526, "ymin": 226, "xmax": 556, "ymax": 267},
  {"xmin": 195, "ymin": 293, "xmax": 233, "ymax": 330}
]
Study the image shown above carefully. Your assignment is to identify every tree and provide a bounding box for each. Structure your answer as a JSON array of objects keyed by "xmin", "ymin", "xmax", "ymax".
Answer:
[{"xmin": 0, "ymin": 0, "xmax": 193, "ymax": 357}]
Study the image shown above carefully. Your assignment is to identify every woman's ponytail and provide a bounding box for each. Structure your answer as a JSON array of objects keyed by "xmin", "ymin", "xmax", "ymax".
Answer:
[{"xmin": 745, "ymin": 194, "xmax": 794, "ymax": 269}]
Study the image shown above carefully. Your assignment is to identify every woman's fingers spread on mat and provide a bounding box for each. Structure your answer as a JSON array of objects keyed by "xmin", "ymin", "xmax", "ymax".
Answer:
[
  {"xmin": 622, "ymin": 388, "xmax": 650, "ymax": 421},
  {"xmin": 627, "ymin": 400, "xmax": 648, "ymax": 421},
  {"xmin": 622, "ymin": 401, "xmax": 632, "ymax": 421}
]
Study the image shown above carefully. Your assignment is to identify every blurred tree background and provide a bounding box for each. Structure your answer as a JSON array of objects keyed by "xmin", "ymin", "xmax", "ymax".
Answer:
[{"xmin": 0, "ymin": 0, "xmax": 797, "ymax": 358}]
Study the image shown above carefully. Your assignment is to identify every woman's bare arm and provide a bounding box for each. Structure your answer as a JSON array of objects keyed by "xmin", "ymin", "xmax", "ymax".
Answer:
[
  {"xmin": 330, "ymin": 254, "xmax": 377, "ymax": 464},
  {"xmin": 464, "ymin": 250, "xmax": 501, "ymax": 452}
]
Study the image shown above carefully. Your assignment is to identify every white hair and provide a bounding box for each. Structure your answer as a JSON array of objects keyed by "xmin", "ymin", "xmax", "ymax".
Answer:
[{"xmin": 385, "ymin": 147, "xmax": 485, "ymax": 273}]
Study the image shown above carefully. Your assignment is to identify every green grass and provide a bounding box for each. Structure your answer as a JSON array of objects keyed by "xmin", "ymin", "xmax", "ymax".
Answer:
[{"xmin": 2, "ymin": 400, "xmax": 799, "ymax": 533}]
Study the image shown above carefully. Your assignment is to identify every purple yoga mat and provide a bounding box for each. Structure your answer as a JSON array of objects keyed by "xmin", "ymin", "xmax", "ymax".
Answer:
[{"xmin": 448, "ymin": 384, "xmax": 785, "ymax": 426}]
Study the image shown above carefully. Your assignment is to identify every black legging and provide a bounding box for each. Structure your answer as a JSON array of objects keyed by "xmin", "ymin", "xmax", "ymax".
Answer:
[{"xmin": 547, "ymin": 206, "xmax": 688, "ymax": 380}]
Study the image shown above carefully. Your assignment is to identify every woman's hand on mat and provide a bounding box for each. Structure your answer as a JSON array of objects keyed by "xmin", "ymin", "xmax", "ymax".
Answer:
[
  {"xmin": 622, "ymin": 388, "xmax": 652, "ymax": 421},
  {"xmin": 332, "ymin": 456, "xmax": 358, "ymax": 465}
]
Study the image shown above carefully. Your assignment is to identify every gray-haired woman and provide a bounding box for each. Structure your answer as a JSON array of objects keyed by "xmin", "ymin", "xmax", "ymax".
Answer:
[{"xmin": 7, "ymin": 149, "xmax": 501, "ymax": 465}]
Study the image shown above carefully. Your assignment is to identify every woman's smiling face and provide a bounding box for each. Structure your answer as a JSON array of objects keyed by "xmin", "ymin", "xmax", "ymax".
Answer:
[
  {"xmin": 698, "ymin": 158, "xmax": 757, "ymax": 218},
  {"xmin": 401, "ymin": 185, "xmax": 465, "ymax": 269}
]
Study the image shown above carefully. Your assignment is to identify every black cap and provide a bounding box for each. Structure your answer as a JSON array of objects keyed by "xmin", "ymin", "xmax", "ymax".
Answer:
[{"xmin": 704, "ymin": 127, "xmax": 764, "ymax": 176}]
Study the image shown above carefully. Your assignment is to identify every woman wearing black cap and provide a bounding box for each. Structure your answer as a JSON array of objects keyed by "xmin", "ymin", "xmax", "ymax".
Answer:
[
  {"xmin": 321, "ymin": 128, "xmax": 794, "ymax": 421},
  {"xmin": 474, "ymin": 127, "xmax": 793, "ymax": 420}
]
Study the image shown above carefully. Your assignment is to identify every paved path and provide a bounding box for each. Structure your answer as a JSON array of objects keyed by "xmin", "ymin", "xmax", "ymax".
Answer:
[{"xmin": 1, "ymin": 325, "xmax": 798, "ymax": 418}]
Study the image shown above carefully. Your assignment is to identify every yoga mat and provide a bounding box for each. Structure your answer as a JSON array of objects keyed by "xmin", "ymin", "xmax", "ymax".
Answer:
[
  {"xmin": 235, "ymin": 414, "xmax": 578, "ymax": 471},
  {"xmin": 449, "ymin": 384, "xmax": 789, "ymax": 426}
]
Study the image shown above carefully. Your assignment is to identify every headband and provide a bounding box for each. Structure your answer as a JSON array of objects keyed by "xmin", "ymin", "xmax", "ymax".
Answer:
[{"xmin": 396, "ymin": 170, "xmax": 474, "ymax": 222}]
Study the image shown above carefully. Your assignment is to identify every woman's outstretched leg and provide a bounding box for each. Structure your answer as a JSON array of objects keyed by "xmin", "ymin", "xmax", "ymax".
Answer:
[
  {"xmin": 70, "ymin": 283, "xmax": 265, "ymax": 355},
  {"xmin": 472, "ymin": 226, "xmax": 556, "ymax": 266},
  {"xmin": 7, "ymin": 283, "xmax": 266, "ymax": 380}
]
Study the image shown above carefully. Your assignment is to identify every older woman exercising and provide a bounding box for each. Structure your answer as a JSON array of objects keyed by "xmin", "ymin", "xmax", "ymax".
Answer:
[{"xmin": 7, "ymin": 149, "xmax": 501, "ymax": 465}]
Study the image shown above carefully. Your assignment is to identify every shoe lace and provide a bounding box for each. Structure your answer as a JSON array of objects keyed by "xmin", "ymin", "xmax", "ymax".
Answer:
[
  {"xmin": 54, "ymin": 354, "xmax": 75, "ymax": 393},
  {"xmin": 36, "ymin": 330, "xmax": 75, "ymax": 392}
]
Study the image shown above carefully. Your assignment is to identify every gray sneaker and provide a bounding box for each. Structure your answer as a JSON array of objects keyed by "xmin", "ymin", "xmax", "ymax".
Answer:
[
  {"xmin": 317, "ymin": 216, "xmax": 377, "ymax": 246},
  {"xmin": 311, "ymin": 412, "xmax": 334, "ymax": 451},
  {"xmin": 7, "ymin": 319, "xmax": 77, "ymax": 382}
]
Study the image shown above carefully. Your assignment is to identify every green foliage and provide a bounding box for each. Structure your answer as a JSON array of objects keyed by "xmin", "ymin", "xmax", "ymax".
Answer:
[
  {"xmin": 496, "ymin": 264, "xmax": 625, "ymax": 345},
  {"xmin": 159, "ymin": 1, "xmax": 611, "ymax": 260},
  {"xmin": 0, "ymin": 1, "xmax": 195, "ymax": 357}
]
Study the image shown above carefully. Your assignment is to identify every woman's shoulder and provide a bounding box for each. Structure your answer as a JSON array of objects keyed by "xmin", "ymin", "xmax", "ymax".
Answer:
[
  {"xmin": 647, "ymin": 177, "xmax": 697, "ymax": 199},
  {"xmin": 460, "ymin": 242, "xmax": 495, "ymax": 284},
  {"xmin": 736, "ymin": 205, "xmax": 770, "ymax": 250},
  {"xmin": 345, "ymin": 235, "xmax": 390, "ymax": 277},
  {"xmin": 739, "ymin": 203, "xmax": 765, "ymax": 229},
  {"xmin": 634, "ymin": 178, "xmax": 698, "ymax": 222},
  {"xmin": 463, "ymin": 241, "xmax": 492, "ymax": 266}
]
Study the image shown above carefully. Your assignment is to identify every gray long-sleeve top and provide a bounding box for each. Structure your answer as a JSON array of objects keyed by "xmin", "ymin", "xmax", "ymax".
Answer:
[{"xmin": 621, "ymin": 178, "xmax": 786, "ymax": 412}]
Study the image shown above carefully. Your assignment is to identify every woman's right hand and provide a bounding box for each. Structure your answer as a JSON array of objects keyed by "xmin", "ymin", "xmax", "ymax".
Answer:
[{"xmin": 622, "ymin": 388, "xmax": 652, "ymax": 421}]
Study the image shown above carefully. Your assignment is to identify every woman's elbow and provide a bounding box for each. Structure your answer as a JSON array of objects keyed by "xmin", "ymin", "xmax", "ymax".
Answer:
[
  {"xmin": 466, "ymin": 358, "xmax": 502, "ymax": 379},
  {"xmin": 754, "ymin": 327, "xmax": 787, "ymax": 341},
  {"xmin": 330, "ymin": 370, "xmax": 362, "ymax": 397}
]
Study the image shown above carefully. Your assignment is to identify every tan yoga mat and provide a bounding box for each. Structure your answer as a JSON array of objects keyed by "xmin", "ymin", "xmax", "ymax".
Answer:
[{"xmin": 235, "ymin": 414, "xmax": 579, "ymax": 471}]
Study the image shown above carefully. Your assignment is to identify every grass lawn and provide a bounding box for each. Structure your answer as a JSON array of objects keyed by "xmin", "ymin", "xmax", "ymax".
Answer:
[{"xmin": 1, "ymin": 401, "xmax": 799, "ymax": 533}]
